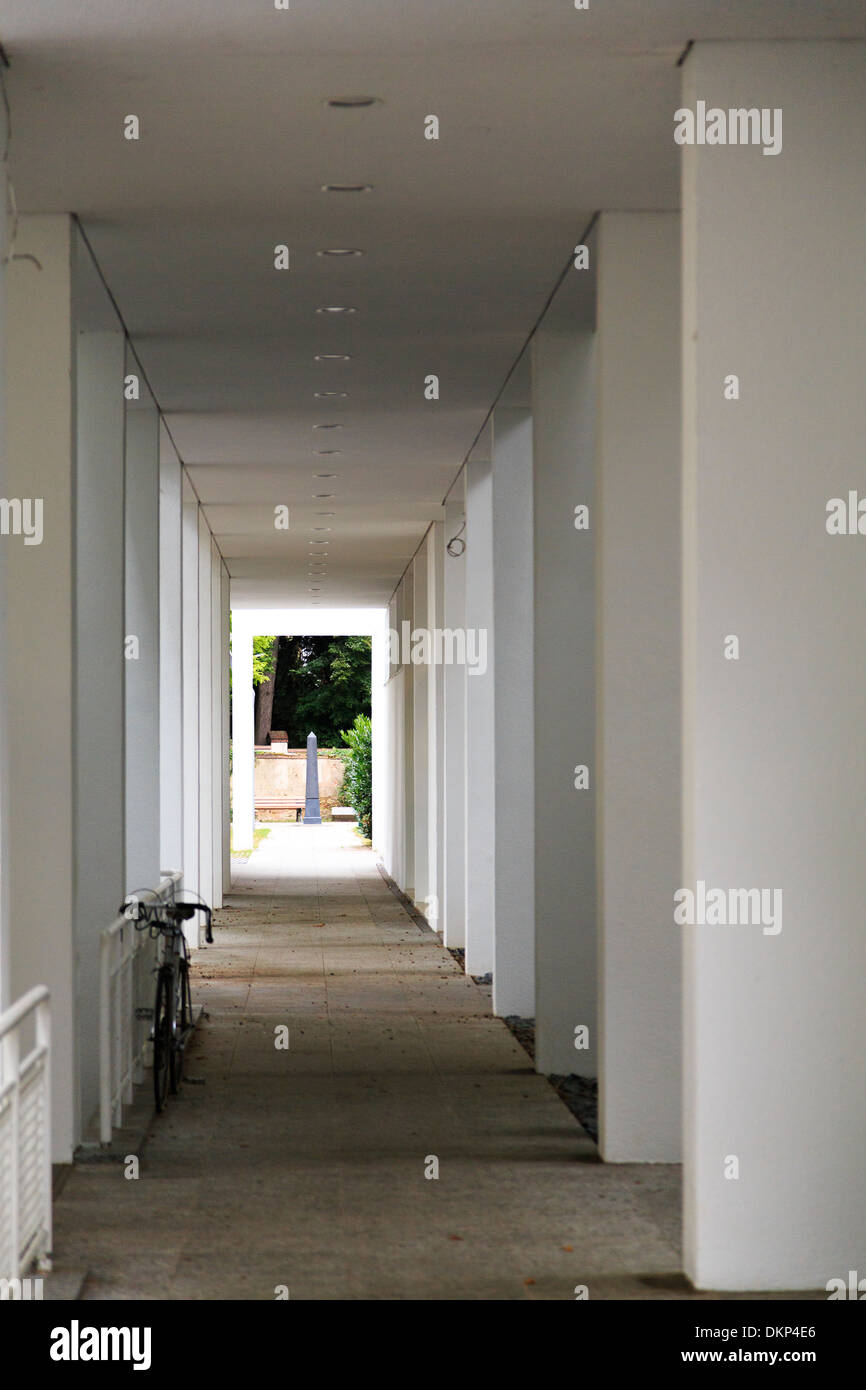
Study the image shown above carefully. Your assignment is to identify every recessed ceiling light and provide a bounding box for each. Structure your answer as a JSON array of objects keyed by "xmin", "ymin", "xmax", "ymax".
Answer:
[
  {"xmin": 325, "ymin": 96, "xmax": 381, "ymax": 109},
  {"xmin": 314, "ymin": 391, "xmax": 348, "ymax": 398},
  {"xmin": 315, "ymin": 449, "xmax": 341, "ymax": 456},
  {"xmin": 311, "ymin": 527, "xmax": 332, "ymax": 532},
  {"xmin": 313, "ymin": 423, "xmax": 343, "ymax": 430},
  {"xmin": 316, "ymin": 248, "xmax": 364, "ymax": 257},
  {"xmin": 315, "ymin": 512, "xmax": 335, "ymax": 517},
  {"xmin": 314, "ymin": 493, "xmax": 336, "ymax": 498},
  {"xmin": 316, "ymin": 306, "xmax": 356, "ymax": 315},
  {"xmin": 314, "ymin": 472, "xmax": 340, "ymax": 478},
  {"xmin": 314, "ymin": 354, "xmax": 351, "ymax": 362},
  {"xmin": 321, "ymin": 183, "xmax": 373, "ymax": 194}
]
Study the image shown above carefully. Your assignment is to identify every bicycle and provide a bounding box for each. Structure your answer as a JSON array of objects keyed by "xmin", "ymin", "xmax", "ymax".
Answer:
[{"xmin": 120, "ymin": 893, "xmax": 214, "ymax": 1113}]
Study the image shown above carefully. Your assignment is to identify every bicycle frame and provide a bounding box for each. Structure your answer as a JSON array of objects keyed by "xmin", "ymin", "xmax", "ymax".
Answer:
[{"xmin": 119, "ymin": 894, "xmax": 213, "ymax": 1112}]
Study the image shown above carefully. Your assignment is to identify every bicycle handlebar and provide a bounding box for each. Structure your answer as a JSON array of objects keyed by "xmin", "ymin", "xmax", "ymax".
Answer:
[{"xmin": 120, "ymin": 897, "xmax": 214, "ymax": 944}]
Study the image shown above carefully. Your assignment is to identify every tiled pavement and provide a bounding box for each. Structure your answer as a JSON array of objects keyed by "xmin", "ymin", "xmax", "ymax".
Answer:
[{"xmin": 51, "ymin": 824, "xmax": 807, "ymax": 1300}]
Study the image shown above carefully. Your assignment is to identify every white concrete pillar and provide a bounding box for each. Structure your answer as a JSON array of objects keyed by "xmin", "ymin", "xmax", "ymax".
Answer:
[
  {"xmin": 159, "ymin": 425, "xmax": 184, "ymax": 873},
  {"xmin": 220, "ymin": 567, "xmax": 231, "ymax": 896},
  {"xmin": 441, "ymin": 491, "xmax": 466, "ymax": 948},
  {"xmin": 490, "ymin": 410, "xmax": 535, "ymax": 1016},
  {"xmin": 210, "ymin": 541, "xmax": 223, "ymax": 908},
  {"xmin": 124, "ymin": 363, "xmax": 160, "ymax": 893},
  {"xmin": 382, "ymin": 594, "xmax": 404, "ymax": 882},
  {"xmin": 594, "ymin": 211, "xmax": 682, "ymax": 1162},
  {"xmin": 4, "ymin": 215, "xmax": 77, "ymax": 1159},
  {"xmin": 230, "ymin": 612, "xmax": 255, "ymax": 854},
  {"xmin": 463, "ymin": 456, "xmax": 495, "ymax": 976},
  {"xmin": 197, "ymin": 513, "xmax": 214, "ymax": 910},
  {"xmin": 400, "ymin": 573, "xmax": 415, "ymax": 898},
  {"xmin": 181, "ymin": 476, "xmax": 201, "ymax": 885},
  {"xmin": 412, "ymin": 541, "xmax": 430, "ymax": 912},
  {"xmin": 681, "ymin": 40, "xmax": 866, "ymax": 1289},
  {"xmin": 428, "ymin": 521, "xmax": 445, "ymax": 932},
  {"xmin": 0, "ymin": 101, "xmax": 8, "ymax": 1009},
  {"xmin": 531, "ymin": 329, "xmax": 597, "ymax": 1074},
  {"xmin": 370, "ymin": 615, "xmax": 388, "ymax": 858},
  {"xmin": 73, "ymin": 312, "xmax": 127, "ymax": 1140}
]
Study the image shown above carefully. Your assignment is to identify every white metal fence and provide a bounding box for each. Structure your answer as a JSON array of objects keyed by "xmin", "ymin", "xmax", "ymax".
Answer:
[
  {"xmin": 0, "ymin": 986, "xmax": 52, "ymax": 1279},
  {"xmin": 99, "ymin": 871, "xmax": 182, "ymax": 1145}
]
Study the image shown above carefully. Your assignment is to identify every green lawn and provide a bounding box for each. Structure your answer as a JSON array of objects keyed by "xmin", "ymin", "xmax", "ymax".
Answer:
[{"xmin": 229, "ymin": 826, "xmax": 271, "ymax": 860}]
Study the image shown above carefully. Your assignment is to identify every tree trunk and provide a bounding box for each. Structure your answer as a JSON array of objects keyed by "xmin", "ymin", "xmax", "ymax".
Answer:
[{"xmin": 254, "ymin": 639, "xmax": 279, "ymax": 744}]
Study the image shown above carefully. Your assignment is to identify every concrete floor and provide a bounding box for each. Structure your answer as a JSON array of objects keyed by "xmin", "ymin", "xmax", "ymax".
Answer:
[{"xmin": 52, "ymin": 824, "xmax": 801, "ymax": 1300}]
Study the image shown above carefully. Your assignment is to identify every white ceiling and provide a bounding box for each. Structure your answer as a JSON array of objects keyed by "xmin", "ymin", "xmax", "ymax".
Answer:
[{"xmin": 3, "ymin": 1, "xmax": 864, "ymax": 606}]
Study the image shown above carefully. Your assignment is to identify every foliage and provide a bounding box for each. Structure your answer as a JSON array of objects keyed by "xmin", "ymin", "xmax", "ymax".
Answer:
[
  {"xmin": 252, "ymin": 634, "xmax": 278, "ymax": 688},
  {"xmin": 272, "ymin": 635, "xmax": 371, "ymax": 747},
  {"xmin": 227, "ymin": 615, "xmax": 277, "ymax": 695},
  {"xmin": 340, "ymin": 713, "xmax": 372, "ymax": 840}
]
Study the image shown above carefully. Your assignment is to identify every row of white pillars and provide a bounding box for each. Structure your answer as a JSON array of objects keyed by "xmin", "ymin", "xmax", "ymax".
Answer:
[
  {"xmin": 0, "ymin": 215, "xmax": 230, "ymax": 1156},
  {"xmin": 380, "ymin": 41, "xmax": 866, "ymax": 1289}
]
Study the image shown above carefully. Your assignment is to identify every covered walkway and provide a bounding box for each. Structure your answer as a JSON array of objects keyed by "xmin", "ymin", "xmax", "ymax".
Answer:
[{"xmin": 51, "ymin": 826, "xmax": 693, "ymax": 1302}]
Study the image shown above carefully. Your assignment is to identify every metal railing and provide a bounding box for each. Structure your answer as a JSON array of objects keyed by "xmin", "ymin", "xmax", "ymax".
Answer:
[
  {"xmin": 98, "ymin": 870, "xmax": 182, "ymax": 1145},
  {"xmin": 0, "ymin": 986, "xmax": 52, "ymax": 1278}
]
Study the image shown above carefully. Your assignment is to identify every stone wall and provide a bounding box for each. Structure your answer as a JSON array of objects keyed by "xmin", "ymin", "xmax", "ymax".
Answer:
[{"xmin": 254, "ymin": 750, "xmax": 346, "ymax": 821}]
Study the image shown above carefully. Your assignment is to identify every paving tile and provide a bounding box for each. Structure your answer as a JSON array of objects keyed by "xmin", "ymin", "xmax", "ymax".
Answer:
[{"xmin": 48, "ymin": 823, "xmax": 792, "ymax": 1301}]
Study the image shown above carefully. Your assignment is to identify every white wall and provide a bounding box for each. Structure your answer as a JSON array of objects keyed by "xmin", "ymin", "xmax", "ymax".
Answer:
[{"xmin": 682, "ymin": 40, "xmax": 866, "ymax": 1289}]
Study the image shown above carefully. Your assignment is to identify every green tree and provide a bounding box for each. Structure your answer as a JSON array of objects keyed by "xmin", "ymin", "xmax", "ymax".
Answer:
[
  {"xmin": 340, "ymin": 713, "xmax": 372, "ymax": 839},
  {"xmin": 273, "ymin": 635, "xmax": 371, "ymax": 747},
  {"xmin": 252, "ymin": 634, "xmax": 278, "ymax": 687},
  {"xmin": 252, "ymin": 635, "xmax": 279, "ymax": 744}
]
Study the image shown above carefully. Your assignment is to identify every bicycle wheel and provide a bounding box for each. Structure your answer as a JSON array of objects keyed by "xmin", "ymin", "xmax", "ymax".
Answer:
[
  {"xmin": 170, "ymin": 960, "xmax": 192, "ymax": 1094},
  {"xmin": 153, "ymin": 971, "xmax": 172, "ymax": 1113}
]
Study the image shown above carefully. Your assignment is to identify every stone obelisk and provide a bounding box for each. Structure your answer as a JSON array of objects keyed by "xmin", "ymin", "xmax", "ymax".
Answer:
[{"xmin": 303, "ymin": 730, "xmax": 322, "ymax": 824}]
